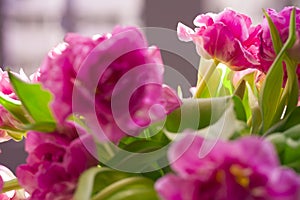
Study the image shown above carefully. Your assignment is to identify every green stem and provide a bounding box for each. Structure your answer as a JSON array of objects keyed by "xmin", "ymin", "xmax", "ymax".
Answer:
[
  {"xmin": 194, "ymin": 59, "xmax": 219, "ymax": 98},
  {"xmin": 2, "ymin": 179, "xmax": 22, "ymax": 193}
]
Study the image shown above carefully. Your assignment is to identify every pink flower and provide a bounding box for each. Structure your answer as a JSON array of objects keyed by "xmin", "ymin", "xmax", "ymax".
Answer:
[
  {"xmin": 39, "ymin": 33, "xmax": 108, "ymax": 124},
  {"xmin": 177, "ymin": 8, "xmax": 261, "ymax": 70},
  {"xmin": 0, "ymin": 69, "xmax": 29, "ymax": 142},
  {"xmin": 39, "ymin": 26, "xmax": 181, "ymax": 143},
  {"xmin": 155, "ymin": 133, "xmax": 300, "ymax": 200},
  {"xmin": 259, "ymin": 6, "xmax": 300, "ymax": 82},
  {"xmin": 16, "ymin": 122, "xmax": 97, "ymax": 200}
]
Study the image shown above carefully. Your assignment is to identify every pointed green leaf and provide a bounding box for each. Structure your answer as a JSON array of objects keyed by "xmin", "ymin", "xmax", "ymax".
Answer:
[
  {"xmin": 263, "ymin": 9, "xmax": 283, "ymax": 54},
  {"xmin": 264, "ymin": 106, "xmax": 300, "ymax": 136},
  {"xmin": 260, "ymin": 8, "xmax": 297, "ymax": 132},
  {"xmin": 8, "ymin": 72, "xmax": 56, "ymax": 129}
]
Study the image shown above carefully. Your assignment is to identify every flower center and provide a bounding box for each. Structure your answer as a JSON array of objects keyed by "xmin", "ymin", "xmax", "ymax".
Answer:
[{"xmin": 229, "ymin": 164, "xmax": 252, "ymax": 188}]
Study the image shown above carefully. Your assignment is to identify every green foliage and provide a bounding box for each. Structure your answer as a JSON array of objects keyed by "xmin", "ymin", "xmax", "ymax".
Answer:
[
  {"xmin": 8, "ymin": 72, "xmax": 56, "ymax": 132},
  {"xmin": 267, "ymin": 124, "xmax": 300, "ymax": 173},
  {"xmin": 165, "ymin": 96, "xmax": 230, "ymax": 133},
  {"xmin": 260, "ymin": 8, "xmax": 298, "ymax": 133},
  {"xmin": 74, "ymin": 167, "xmax": 158, "ymax": 200}
]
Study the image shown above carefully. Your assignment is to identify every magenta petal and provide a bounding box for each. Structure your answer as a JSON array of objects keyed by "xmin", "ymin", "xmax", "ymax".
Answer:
[
  {"xmin": 16, "ymin": 165, "xmax": 37, "ymax": 194},
  {"xmin": 267, "ymin": 168, "xmax": 300, "ymax": 199},
  {"xmin": 160, "ymin": 85, "xmax": 182, "ymax": 115},
  {"xmin": 155, "ymin": 174, "xmax": 199, "ymax": 200},
  {"xmin": 235, "ymin": 137, "xmax": 279, "ymax": 169},
  {"xmin": 0, "ymin": 175, "xmax": 3, "ymax": 192}
]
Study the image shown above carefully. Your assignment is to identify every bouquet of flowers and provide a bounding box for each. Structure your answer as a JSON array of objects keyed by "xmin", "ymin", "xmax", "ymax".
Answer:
[{"xmin": 1, "ymin": 6, "xmax": 300, "ymax": 200}]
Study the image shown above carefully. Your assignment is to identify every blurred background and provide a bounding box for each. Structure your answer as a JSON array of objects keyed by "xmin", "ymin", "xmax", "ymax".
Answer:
[{"xmin": 0, "ymin": 0, "xmax": 299, "ymax": 171}]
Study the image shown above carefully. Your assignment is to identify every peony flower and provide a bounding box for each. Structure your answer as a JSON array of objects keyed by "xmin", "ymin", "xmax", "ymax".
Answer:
[
  {"xmin": 39, "ymin": 26, "xmax": 181, "ymax": 143},
  {"xmin": 16, "ymin": 122, "xmax": 97, "ymax": 200},
  {"xmin": 155, "ymin": 133, "xmax": 300, "ymax": 200},
  {"xmin": 177, "ymin": 8, "xmax": 261, "ymax": 70},
  {"xmin": 259, "ymin": 6, "xmax": 300, "ymax": 82}
]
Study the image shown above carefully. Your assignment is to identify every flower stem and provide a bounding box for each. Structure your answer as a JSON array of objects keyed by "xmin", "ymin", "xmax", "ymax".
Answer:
[
  {"xmin": 2, "ymin": 179, "xmax": 22, "ymax": 193},
  {"xmin": 194, "ymin": 59, "xmax": 219, "ymax": 98}
]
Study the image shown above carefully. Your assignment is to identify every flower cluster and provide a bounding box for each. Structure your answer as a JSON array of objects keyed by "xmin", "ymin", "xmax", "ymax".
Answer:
[
  {"xmin": 178, "ymin": 6, "xmax": 300, "ymax": 83},
  {"xmin": 1, "ymin": 6, "xmax": 300, "ymax": 200}
]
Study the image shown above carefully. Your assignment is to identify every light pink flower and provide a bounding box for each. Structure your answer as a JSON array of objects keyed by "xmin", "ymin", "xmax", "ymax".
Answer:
[{"xmin": 177, "ymin": 8, "xmax": 261, "ymax": 70}]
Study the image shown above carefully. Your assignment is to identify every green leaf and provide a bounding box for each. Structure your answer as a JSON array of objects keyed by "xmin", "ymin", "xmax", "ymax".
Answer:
[
  {"xmin": 194, "ymin": 58, "xmax": 219, "ymax": 98},
  {"xmin": 259, "ymin": 8, "xmax": 297, "ymax": 132},
  {"xmin": 6, "ymin": 129, "xmax": 26, "ymax": 141},
  {"xmin": 245, "ymin": 83, "xmax": 262, "ymax": 134},
  {"xmin": 165, "ymin": 96, "xmax": 230, "ymax": 133},
  {"xmin": 264, "ymin": 106, "xmax": 300, "ymax": 136},
  {"xmin": 277, "ymin": 8, "xmax": 299, "ymax": 117},
  {"xmin": 267, "ymin": 124, "xmax": 300, "ymax": 172},
  {"xmin": 192, "ymin": 100, "xmax": 246, "ymax": 140},
  {"xmin": 74, "ymin": 167, "xmax": 158, "ymax": 200},
  {"xmin": 263, "ymin": 9, "xmax": 283, "ymax": 54},
  {"xmin": 74, "ymin": 167, "xmax": 134, "ymax": 200},
  {"xmin": 232, "ymin": 96, "xmax": 247, "ymax": 122},
  {"xmin": 8, "ymin": 71, "xmax": 56, "ymax": 131},
  {"xmin": 91, "ymin": 177, "xmax": 158, "ymax": 200},
  {"xmin": 22, "ymin": 121, "xmax": 57, "ymax": 132},
  {"xmin": 0, "ymin": 93, "xmax": 29, "ymax": 124},
  {"xmin": 259, "ymin": 56, "xmax": 283, "ymax": 132}
]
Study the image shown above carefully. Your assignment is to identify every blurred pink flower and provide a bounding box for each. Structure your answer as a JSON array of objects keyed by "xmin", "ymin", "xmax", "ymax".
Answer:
[
  {"xmin": 40, "ymin": 26, "xmax": 181, "ymax": 143},
  {"xmin": 155, "ymin": 133, "xmax": 300, "ymax": 200},
  {"xmin": 177, "ymin": 8, "xmax": 261, "ymax": 70},
  {"xmin": 16, "ymin": 122, "xmax": 97, "ymax": 200},
  {"xmin": 259, "ymin": 6, "xmax": 300, "ymax": 83},
  {"xmin": 260, "ymin": 7, "xmax": 300, "ymax": 68}
]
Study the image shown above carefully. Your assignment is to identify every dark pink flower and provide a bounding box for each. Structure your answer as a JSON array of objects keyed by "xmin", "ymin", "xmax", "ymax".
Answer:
[
  {"xmin": 177, "ymin": 8, "xmax": 261, "ymax": 70},
  {"xmin": 155, "ymin": 133, "xmax": 300, "ymax": 200},
  {"xmin": 16, "ymin": 122, "xmax": 97, "ymax": 200},
  {"xmin": 259, "ymin": 6, "xmax": 300, "ymax": 82},
  {"xmin": 39, "ymin": 26, "xmax": 181, "ymax": 143}
]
